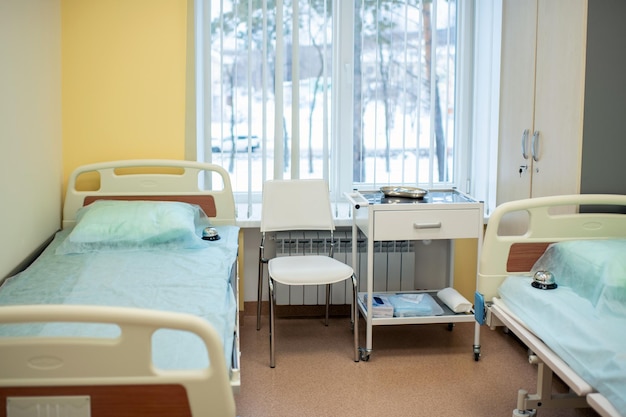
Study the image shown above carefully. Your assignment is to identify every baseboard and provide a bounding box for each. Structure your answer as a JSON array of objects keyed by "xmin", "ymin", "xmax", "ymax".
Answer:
[{"xmin": 243, "ymin": 301, "xmax": 351, "ymax": 318}]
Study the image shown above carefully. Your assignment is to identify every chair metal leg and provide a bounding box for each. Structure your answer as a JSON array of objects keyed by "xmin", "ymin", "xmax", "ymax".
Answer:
[
  {"xmin": 256, "ymin": 254, "xmax": 264, "ymax": 330},
  {"xmin": 269, "ymin": 277, "xmax": 276, "ymax": 368},
  {"xmin": 269, "ymin": 274, "xmax": 359, "ymax": 366},
  {"xmin": 352, "ymin": 274, "xmax": 359, "ymax": 362},
  {"xmin": 325, "ymin": 283, "xmax": 331, "ymax": 326},
  {"xmin": 257, "ymin": 237, "xmax": 269, "ymax": 331}
]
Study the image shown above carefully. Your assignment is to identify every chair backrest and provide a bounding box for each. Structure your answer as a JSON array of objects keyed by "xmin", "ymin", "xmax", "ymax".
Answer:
[{"xmin": 261, "ymin": 179, "xmax": 335, "ymax": 232}]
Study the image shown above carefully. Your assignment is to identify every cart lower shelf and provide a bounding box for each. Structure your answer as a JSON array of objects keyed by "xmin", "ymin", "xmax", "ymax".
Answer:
[
  {"xmin": 356, "ymin": 290, "xmax": 480, "ymax": 362},
  {"xmin": 357, "ymin": 290, "xmax": 475, "ymax": 325}
]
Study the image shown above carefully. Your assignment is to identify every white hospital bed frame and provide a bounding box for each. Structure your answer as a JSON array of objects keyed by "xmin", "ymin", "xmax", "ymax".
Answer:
[
  {"xmin": 0, "ymin": 305, "xmax": 235, "ymax": 417},
  {"xmin": 62, "ymin": 159, "xmax": 236, "ymax": 228},
  {"xmin": 475, "ymin": 194, "xmax": 626, "ymax": 417},
  {"xmin": 0, "ymin": 159, "xmax": 240, "ymax": 416}
]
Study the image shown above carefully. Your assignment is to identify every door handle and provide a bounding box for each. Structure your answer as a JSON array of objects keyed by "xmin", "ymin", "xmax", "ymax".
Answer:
[
  {"xmin": 531, "ymin": 130, "xmax": 540, "ymax": 162},
  {"xmin": 521, "ymin": 129, "xmax": 529, "ymax": 160},
  {"xmin": 414, "ymin": 222, "xmax": 442, "ymax": 229}
]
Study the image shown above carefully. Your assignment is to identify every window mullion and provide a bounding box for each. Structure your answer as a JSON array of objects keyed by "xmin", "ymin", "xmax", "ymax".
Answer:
[
  {"xmin": 245, "ymin": 0, "xmax": 253, "ymax": 217},
  {"xmin": 401, "ymin": 0, "xmax": 409, "ymax": 185},
  {"xmin": 291, "ymin": 0, "xmax": 300, "ymax": 179},
  {"xmin": 428, "ymin": 0, "xmax": 436, "ymax": 188},
  {"xmin": 322, "ymin": 0, "xmax": 330, "ymax": 185},
  {"xmin": 261, "ymin": 0, "xmax": 268, "ymax": 188},
  {"xmin": 332, "ymin": 0, "xmax": 354, "ymax": 199},
  {"xmin": 274, "ymin": 0, "xmax": 285, "ymax": 179},
  {"xmin": 416, "ymin": 0, "xmax": 424, "ymax": 187}
]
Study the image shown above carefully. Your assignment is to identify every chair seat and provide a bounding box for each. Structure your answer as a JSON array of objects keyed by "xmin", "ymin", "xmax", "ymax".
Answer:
[{"xmin": 268, "ymin": 255, "xmax": 354, "ymax": 286}]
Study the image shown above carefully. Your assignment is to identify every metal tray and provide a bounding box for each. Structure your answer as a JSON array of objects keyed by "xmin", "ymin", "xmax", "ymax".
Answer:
[{"xmin": 380, "ymin": 186, "xmax": 428, "ymax": 199}]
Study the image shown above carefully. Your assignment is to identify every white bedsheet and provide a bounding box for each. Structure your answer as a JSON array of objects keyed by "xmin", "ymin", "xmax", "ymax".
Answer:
[
  {"xmin": 498, "ymin": 276, "xmax": 626, "ymax": 414},
  {"xmin": 0, "ymin": 225, "xmax": 239, "ymax": 371}
]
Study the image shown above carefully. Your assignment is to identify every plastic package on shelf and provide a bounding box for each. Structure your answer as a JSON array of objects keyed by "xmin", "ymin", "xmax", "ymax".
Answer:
[
  {"xmin": 360, "ymin": 293, "xmax": 394, "ymax": 318},
  {"xmin": 388, "ymin": 293, "xmax": 444, "ymax": 317}
]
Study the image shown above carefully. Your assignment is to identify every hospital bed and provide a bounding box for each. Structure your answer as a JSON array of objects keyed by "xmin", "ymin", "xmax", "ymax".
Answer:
[
  {"xmin": 475, "ymin": 194, "xmax": 626, "ymax": 417},
  {"xmin": 0, "ymin": 160, "xmax": 240, "ymax": 417}
]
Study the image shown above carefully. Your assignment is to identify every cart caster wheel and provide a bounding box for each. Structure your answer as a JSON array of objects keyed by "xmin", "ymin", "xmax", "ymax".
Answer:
[
  {"xmin": 447, "ymin": 323, "xmax": 455, "ymax": 331},
  {"xmin": 359, "ymin": 347, "xmax": 371, "ymax": 362},
  {"xmin": 473, "ymin": 345, "xmax": 481, "ymax": 361}
]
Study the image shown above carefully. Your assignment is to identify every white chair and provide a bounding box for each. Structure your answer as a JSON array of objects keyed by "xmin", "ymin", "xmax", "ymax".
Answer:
[{"xmin": 256, "ymin": 179, "xmax": 359, "ymax": 368}]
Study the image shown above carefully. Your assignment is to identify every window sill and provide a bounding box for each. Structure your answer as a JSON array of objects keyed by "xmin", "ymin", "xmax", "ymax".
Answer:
[{"xmin": 234, "ymin": 203, "xmax": 354, "ymax": 229}]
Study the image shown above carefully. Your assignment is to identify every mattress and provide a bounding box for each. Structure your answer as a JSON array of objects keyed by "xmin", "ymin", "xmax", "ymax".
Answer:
[
  {"xmin": 0, "ymin": 225, "xmax": 239, "ymax": 371},
  {"xmin": 498, "ymin": 275, "xmax": 626, "ymax": 414}
]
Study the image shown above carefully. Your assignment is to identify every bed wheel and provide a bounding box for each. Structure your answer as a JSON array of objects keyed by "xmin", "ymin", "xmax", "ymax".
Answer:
[
  {"xmin": 359, "ymin": 347, "xmax": 371, "ymax": 362},
  {"xmin": 512, "ymin": 410, "xmax": 536, "ymax": 417},
  {"xmin": 447, "ymin": 323, "xmax": 455, "ymax": 331}
]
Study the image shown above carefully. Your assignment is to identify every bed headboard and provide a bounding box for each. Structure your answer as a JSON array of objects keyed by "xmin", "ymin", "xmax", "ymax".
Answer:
[
  {"xmin": 477, "ymin": 194, "xmax": 626, "ymax": 300},
  {"xmin": 63, "ymin": 160, "xmax": 236, "ymax": 228}
]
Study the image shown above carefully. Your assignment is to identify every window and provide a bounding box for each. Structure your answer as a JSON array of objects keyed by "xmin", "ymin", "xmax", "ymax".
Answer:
[{"xmin": 194, "ymin": 0, "xmax": 476, "ymax": 220}]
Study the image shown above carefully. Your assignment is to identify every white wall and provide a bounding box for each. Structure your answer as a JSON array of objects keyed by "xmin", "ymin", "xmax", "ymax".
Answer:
[{"xmin": 0, "ymin": 0, "xmax": 62, "ymax": 278}]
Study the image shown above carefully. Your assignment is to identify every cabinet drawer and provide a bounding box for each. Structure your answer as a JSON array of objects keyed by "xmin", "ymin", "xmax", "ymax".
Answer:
[{"xmin": 373, "ymin": 209, "xmax": 480, "ymax": 241}]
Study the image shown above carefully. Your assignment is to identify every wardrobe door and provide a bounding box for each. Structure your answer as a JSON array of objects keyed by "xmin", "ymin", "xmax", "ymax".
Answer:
[
  {"xmin": 496, "ymin": 0, "xmax": 537, "ymax": 206},
  {"xmin": 531, "ymin": 0, "xmax": 587, "ymax": 198}
]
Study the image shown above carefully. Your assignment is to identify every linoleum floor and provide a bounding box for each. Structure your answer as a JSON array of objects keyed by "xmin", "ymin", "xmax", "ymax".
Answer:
[{"xmin": 235, "ymin": 314, "xmax": 600, "ymax": 417}]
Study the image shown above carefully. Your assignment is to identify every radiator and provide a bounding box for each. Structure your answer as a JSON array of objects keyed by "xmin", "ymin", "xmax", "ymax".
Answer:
[{"xmin": 272, "ymin": 230, "xmax": 416, "ymax": 306}]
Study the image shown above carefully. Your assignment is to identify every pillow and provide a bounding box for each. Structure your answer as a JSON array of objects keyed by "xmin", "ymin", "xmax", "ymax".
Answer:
[
  {"xmin": 530, "ymin": 239, "xmax": 626, "ymax": 313},
  {"xmin": 56, "ymin": 200, "xmax": 211, "ymax": 254}
]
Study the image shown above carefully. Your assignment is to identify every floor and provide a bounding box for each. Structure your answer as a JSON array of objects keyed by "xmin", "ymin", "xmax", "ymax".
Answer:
[{"xmin": 234, "ymin": 314, "xmax": 600, "ymax": 417}]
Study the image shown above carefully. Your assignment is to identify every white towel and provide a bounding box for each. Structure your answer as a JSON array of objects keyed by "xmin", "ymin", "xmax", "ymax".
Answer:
[{"xmin": 437, "ymin": 287, "xmax": 472, "ymax": 313}]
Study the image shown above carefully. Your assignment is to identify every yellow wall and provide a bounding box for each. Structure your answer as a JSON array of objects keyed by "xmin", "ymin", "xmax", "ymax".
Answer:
[
  {"xmin": 61, "ymin": 0, "xmax": 188, "ymax": 186},
  {"xmin": 453, "ymin": 238, "xmax": 479, "ymax": 302}
]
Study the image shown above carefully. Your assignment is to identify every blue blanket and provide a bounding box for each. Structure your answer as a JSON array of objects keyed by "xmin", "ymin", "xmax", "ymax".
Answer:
[
  {"xmin": 498, "ymin": 239, "xmax": 626, "ymax": 414},
  {"xmin": 0, "ymin": 225, "xmax": 239, "ymax": 371}
]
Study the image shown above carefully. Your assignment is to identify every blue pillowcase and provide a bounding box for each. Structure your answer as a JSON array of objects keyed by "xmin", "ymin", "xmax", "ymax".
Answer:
[
  {"xmin": 56, "ymin": 200, "xmax": 211, "ymax": 254},
  {"xmin": 531, "ymin": 239, "xmax": 626, "ymax": 316}
]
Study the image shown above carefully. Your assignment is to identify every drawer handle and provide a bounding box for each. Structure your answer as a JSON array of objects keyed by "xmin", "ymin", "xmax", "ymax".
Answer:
[{"xmin": 414, "ymin": 222, "xmax": 442, "ymax": 229}]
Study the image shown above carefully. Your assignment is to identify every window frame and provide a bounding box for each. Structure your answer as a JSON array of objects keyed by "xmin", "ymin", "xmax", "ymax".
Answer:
[{"xmin": 191, "ymin": 0, "xmax": 491, "ymax": 221}]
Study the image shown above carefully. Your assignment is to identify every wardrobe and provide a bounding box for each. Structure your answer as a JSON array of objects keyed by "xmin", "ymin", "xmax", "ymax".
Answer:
[{"xmin": 496, "ymin": 0, "xmax": 626, "ymax": 210}]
